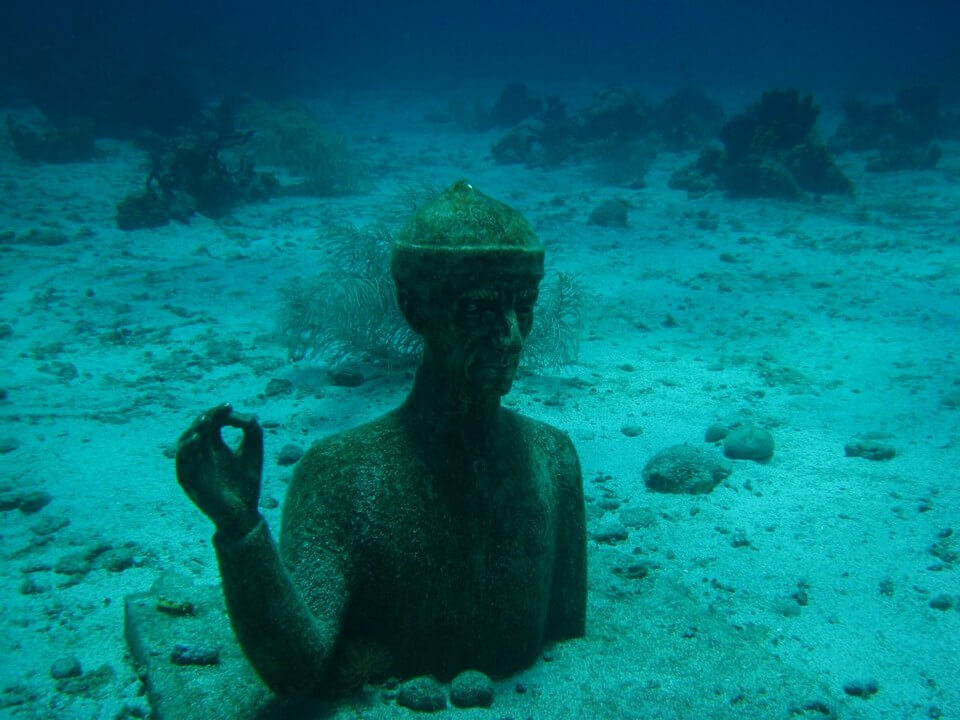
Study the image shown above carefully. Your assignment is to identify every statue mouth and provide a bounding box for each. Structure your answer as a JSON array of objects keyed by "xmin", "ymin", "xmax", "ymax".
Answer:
[{"xmin": 464, "ymin": 351, "xmax": 520, "ymax": 385}]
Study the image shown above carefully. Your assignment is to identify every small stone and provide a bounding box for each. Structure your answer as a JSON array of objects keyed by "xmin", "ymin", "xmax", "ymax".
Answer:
[
  {"xmin": 21, "ymin": 228, "xmax": 69, "ymax": 246},
  {"xmin": 18, "ymin": 491, "xmax": 52, "ymax": 514},
  {"xmin": 117, "ymin": 701, "xmax": 150, "ymax": 718},
  {"xmin": 723, "ymin": 425, "xmax": 774, "ymax": 462},
  {"xmin": 94, "ymin": 546, "xmax": 136, "ymax": 572},
  {"xmin": 612, "ymin": 561, "xmax": 654, "ymax": 580},
  {"xmin": 0, "ymin": 684, "xmax": 37, "ymax": 707},
  {"xmin": 450, "ymin": 670, "xmax": 494, "ymax": 708},
  {"xmin": 619, "ymin": 506, "xmax": 657, "ymax": 529},
  {"xmin": 170, "ymin": 643, "xmax": 220, "ymax": 666},
  {"xmin": 19, "ymin": 576, "xmax": 47, "ymax": 595},
  {"xmin": 50, "ymin": 656, "xmax": 82, "ymax": 680},
  {"xmin": 0, "ymin": 491, "xmax": 22, "ymax": 511},
  {"xmin": 276, "ymin": 444, "xmax": 304, "ymax": 466},
  {"xmin": 55, "ymin": 663, "xmax": 115, "ymax": 696},
  {"xmin": 928, "ymin": 594, "xmax": 954, "ymax": 611},
  {"xmin": 329, "ymin": 369, "xmax": 365, "ymax": 387},
  {"xmin": 843, "ymin": 678, "xmax": 879, "ymax": 698},
  {"xmin": 704, "ymin": 423, "xmax": 728, "ymax": 443},
  {"xmin": 30, "ymin": 515, "xmax": 70, "ymax": 535},
  {"xmin": 774, "ymin": 597, "xmax": 802, "ymax": 617},
  {"xmin": 620, "ymin": 425, "xmax": 643, "ymax": 437},
  {"xmin": 844, "ymin": 438, "xmax": 896, "ymax": 461},
  {"xmin": 643, "ymin": 444, "xmax": 732, "ymax": 494},
  {"xmin": 396, "ymin": 676, "xmax": 447, "ymax": 712},
  {"xmin": 156, "ymin": 597, "xmax": 196, "ymax": 616},
  {"xmin": 0, "ymin": 323, "xmax": 13, "ymax": 339},
  {"xmin": 591, "ymin": 519, "xmax": 628, "ymax": 544},
  {"xmin": 0, "ymin": 437, "xmax": 20, "ymax": 454},
  {"xmin": 588, "ymin": 198, "xmax": 629, "ymax": 228},
  {"xmin": 53, "ymin": 362, "xmax": 79, "ymax": 381},
  {"xmin": 264, "ymin": 378, "xmax": 293, "ymax": 397},
  {"xmin": 55, "ymin": 551, "xmax": 92, "ymax": 576},
  {"xmin": 940, "ymin": 388, "xmax": 960, "ymax": 409}
]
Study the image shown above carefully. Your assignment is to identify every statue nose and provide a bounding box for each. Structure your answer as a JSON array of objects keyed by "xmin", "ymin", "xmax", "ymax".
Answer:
[{"xmin": 496, "ymin": 309, "xmax": 523, "ymax": 353}]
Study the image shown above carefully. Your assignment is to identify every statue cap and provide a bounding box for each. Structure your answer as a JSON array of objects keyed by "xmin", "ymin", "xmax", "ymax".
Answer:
[{"xmin": 391, "ymin": 179, "xmax": 544, "ymax": 286}]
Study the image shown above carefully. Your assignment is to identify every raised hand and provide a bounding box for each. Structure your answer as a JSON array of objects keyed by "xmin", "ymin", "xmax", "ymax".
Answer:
[{"xmin": 176, "ymin": 403, "xmax": 264, "ymax": 538}]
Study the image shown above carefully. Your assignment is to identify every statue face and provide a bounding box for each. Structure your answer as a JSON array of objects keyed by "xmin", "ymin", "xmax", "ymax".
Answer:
[{"xmin": 426, "ymin": 275, "xmax": 540, "ymax": 397}]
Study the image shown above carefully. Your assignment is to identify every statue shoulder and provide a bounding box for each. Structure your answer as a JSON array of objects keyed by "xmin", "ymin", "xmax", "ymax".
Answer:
[
  {"xmin": 508, "ymin": 411, "xmax": 581, "ymax": 479},
  {"xmin": 287, "ymin": 411, "xmax": 404, "ymax": 506}
]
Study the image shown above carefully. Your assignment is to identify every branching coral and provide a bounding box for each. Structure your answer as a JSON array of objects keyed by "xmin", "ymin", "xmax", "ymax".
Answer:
[{"xmin": 236, "ymin": 100, "xmax": 361, "ymax": 196}]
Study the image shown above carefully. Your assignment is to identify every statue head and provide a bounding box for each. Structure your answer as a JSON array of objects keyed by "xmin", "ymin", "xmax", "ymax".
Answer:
[{"xmin": 391, "ymin": 180, "xmax": 545, "ymax": 397}]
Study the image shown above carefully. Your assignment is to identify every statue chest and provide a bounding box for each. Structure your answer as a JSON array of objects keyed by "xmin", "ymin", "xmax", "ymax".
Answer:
[{"xmin": 350, "ymin": 457, "xmax": 559, "ymax": 674}]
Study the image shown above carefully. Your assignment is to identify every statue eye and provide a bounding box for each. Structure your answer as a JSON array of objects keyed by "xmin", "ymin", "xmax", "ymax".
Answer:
[{"xmin": 516, "ymin": 294, "xmax": 537, "ymax": 316}]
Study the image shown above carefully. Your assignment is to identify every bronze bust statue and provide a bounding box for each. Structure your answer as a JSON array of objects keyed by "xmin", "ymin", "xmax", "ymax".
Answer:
[{"xmin": 176, "ymin": 179, "xmax": 586, "ymax": 696}]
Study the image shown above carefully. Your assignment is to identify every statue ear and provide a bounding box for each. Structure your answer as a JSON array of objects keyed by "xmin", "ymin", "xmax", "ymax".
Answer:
[{"xmin": 397, "ymin": 288, "xmax": 427, "ymax": 336}]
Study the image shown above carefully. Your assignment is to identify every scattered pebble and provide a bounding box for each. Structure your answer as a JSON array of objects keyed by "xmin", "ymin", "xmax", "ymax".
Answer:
[
  {"xmin": 620, "ymin": 425, "xmax": 643, "ymax": 437},
  {"xmin": 844, "ymin": 437, "xmax": 896, "ymax": 461},
  {"xmin": 940, "ymin": 388, "xmax": 960, "ymax": 409},
  {"xmin": 329, "ymin": 369, "xmax": 365, "ymax": 387},
  {"xmin": 50, "ymin": 656, "xmax": 82, "ymax": 680},
  {"xmin": 588, "ymin": 198, "xmax": 630, "ymax": 227},
  {"xmin": 723, "ymin": 425, "xmax": 775, "ymax": 462},
  {"xmin": 591, "ymin": 518, "xmax": 628, "ymax": 544},
  {"xmin": 264, "ymin": 378, "xmax": 293, "ymax": 397},
  {"xmin": 788, "ymin": 699, "xmax": 834, "ymax": 717},
  {"xmin": 20, "ymin": 228, "xmax": 69, "ymax": 246},
  {"xmin": 30, "ymin": 515, "xmax": 70, "ymax": 535},
  {"xmin": 774, "ymin": 597, "xmax": 802, "ymax": 617},
  {"xmin": 55, "ymin": 551, "xmax": 93, "ymax": 576},
  {"xmin": 450, "ymin": 670, "xmax": 494, "ymax": 708},
  {"xmin": 0, "ymin": 437, "xmax": 20, "ymax": 454},
  {"xmin": 643, "ymin": 444, "xmax": 731, "ymax": 494},
  {"xmin": 276, "ymin": 443, "xmax": 304, "ymax": 466},
  {"xmin": 612, "ymin": 561, "xmax": 656, "ymax": 580},
  {"xmin": 19, "ymin": 576, "xmax": 47, "ymax": 595},
  {"xmin": 0, "ymin": 491, "xmax": 23, "ymax": 511},
  {"xmin": 704, "ymin": 423, "xmax": 728, "ymax": 443},
  {"xmin": 170, "ymin": 643, "xmax": 220, "ymax": 666},
  {"xmin": 618, "ymin": 506, "xmax": 657, "ymax": 529},
  {"xmin": 18, "ymin": 491, "xmax": 53, "ymax": 514},
  {"xmin": 156, "ymin": 597, "xmax": 196, "ymax": 617},
  {"xmin": 94, "ymin": 546, "xmax": 136, "ymax": 572},
  {"xmin": 396, "ymin": 675, "xmax": 447, "ymax": 712},
  {"xmin": 842, "ymin": 678, "xmax": 879, "ymax": 698},
  {"xmin": 55, "ymin": 664, "xmax": 115, "ymax": 696},
  {"xmin": 928, "ymin": 594, "xmax": 955, "ymax": 611}
]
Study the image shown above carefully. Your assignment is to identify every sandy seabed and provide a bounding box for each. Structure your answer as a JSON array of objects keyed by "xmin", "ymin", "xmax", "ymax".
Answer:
[{"xmin": 1, "ymin": 89, "xmax": 958, "ymax": 719}]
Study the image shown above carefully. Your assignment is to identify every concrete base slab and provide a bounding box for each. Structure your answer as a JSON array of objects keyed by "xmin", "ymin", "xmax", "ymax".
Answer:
[{"xmin": 123, "ymin": 573, "xmax": 328, "ymax": 720}]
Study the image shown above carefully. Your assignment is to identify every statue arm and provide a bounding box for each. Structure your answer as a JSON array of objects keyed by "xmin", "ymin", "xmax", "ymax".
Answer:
[
  {"xmin": 547, "ymin": 432, "xmax": 587, "ymax": 640},
  {"xmin": 212, "ymin": 514, "xmax": 347, "ymax": 696}
]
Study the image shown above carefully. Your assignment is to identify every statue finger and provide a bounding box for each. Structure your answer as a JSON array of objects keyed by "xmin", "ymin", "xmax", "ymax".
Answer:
[
  {"xmin": 227, "ymin": 412, "xmax": 264, "ymax": 469},
  {"xmin": 192, "ymin": 404, "xmax": 237, "ymax": 456},
  {"xmin": 181, "ymin": 403, "xmax": 231, "ymax": 446}
]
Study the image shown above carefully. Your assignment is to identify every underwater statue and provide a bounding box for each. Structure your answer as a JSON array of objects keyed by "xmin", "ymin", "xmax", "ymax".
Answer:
[{"xmin": 175, "ymin": 179, "xmax": 586, "ymax": 696}]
